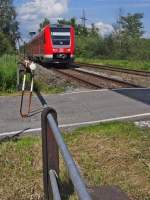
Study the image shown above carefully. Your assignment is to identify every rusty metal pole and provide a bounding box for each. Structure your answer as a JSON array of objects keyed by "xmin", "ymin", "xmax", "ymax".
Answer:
[{"xmin": 41, "ymin": 107, "xmax": 59, "ymax": 200}]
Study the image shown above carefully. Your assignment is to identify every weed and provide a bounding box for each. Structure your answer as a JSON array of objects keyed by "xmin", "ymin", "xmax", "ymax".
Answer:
[
  {"xmin": 0, "ymin": 54, "xmax": 17, "ymax": 93},
  {"xmin": 34, "ymin": 80, "xmax": 65, "ymax": 94}
]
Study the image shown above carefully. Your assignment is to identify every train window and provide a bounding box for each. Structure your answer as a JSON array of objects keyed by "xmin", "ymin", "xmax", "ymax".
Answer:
[
  {"xmin": 52, "ymin": 36, "xmax": 70, "ymax": 40},
  {"xmin": 51, "ymin": 35, "xmax": 70, "ymax": 46}
]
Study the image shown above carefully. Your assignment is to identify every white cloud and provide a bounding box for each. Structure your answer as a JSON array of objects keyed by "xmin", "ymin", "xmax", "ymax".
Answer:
[
  {"xmin": 17, "ymin": 0, "xmax": 69, "ymax": 41},
  {"xmin": 143, "ymin": 32, "xmax": 150, "ymax": 39},
  {"xmin": 94, "ymin": 22, "xmax": 114, "ymax": 37}
]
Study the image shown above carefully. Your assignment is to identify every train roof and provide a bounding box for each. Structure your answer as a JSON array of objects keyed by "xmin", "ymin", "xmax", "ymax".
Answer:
[{"xmin": 41, "ymin": 24, "xmax": 73, "ymax": 33}]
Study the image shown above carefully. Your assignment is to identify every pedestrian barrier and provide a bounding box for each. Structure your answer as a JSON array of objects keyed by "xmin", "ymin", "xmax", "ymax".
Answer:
[
  {"xmin": 19, "ymin": 60, "xmax": 36, "ymax": 118},
  {"xmin": 41, "ymin": 107, "xmax": 92, "ymax": 200}
]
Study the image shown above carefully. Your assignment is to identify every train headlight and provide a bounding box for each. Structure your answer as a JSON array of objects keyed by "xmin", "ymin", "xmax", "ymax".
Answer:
[{"xmin": 53, "ymin": 49, "xmax": 57, "ymax": 52}]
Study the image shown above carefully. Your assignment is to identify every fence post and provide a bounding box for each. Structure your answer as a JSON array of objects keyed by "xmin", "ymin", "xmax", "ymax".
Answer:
[{"xmin": 41, "ymin": 107, "xmax": 59, "ymax": 200}]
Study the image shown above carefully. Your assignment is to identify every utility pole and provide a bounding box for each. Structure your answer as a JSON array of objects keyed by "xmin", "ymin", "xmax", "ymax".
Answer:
[{"xmin": 80, "ymin": 9, "xmax": 88, "ymax": 28}]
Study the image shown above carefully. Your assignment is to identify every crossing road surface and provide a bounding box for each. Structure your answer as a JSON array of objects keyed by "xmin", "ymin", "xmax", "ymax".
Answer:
[{"xmin": 0, "ymin": 88, "xmax": 150, "ymax": 135}]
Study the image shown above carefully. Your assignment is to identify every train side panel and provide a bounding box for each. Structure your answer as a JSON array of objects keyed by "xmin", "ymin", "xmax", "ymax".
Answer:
[
  {"xmin": 44, "ymin": 26, "xmax": 53, "ymax": 59},
  {"xmin": 70, "ymin": 26, "xmax": 75, "ymax": 61}
]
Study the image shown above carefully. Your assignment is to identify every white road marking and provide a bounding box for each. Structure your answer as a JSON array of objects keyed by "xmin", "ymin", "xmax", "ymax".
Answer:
[
  {"xmin": 1, "ymin": 112, "xmax": 150, "ymax": 137},
  {"xmin": 0, "ymin": 128, "xmax": 41, "ymax": 137},
  {"xmin": 60, "ymin": 112, "xmax": 150, "ymax": 127},
  {"xmin": 59, "ymin": 89, "xmax": 108, "ymax": 95}
]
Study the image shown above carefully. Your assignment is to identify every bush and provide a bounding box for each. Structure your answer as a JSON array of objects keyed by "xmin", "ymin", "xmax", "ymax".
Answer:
[
  {"xmin": 0, "ymin": 32, "xmax": 14, "ymax": 56},
  {"xmin": 75, "ymin": 34, "xmax": 150, "ymax": 61},
  {"xmin": 76, "ymin": 34, "xmax": 105, "ymax": 58}
]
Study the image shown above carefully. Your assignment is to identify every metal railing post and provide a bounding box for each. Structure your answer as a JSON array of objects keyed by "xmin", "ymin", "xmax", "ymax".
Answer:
[
  {"xmin": 41, "ymin": 107, "xmax": 59, "ymax": 200},
  {"xmin": 47, "ymin": 114, "xmax": 92, "ymax": 200}
]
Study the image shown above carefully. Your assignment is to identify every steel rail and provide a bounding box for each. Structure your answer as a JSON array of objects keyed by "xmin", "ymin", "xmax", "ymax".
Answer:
[
  {"xmin": 73, "ymin": 68, "xmax": 141, "ymax": 87},
  {"xmin": 55, "ymin": 68, "xmax": 141, "ymax": 88},
  {"xmin": 74, "ymin": 62, "xmax": 150, "ymax": 77},
  {"xmin": 54, "ymin": 68, "xmax": 101, "ymax": 89}
]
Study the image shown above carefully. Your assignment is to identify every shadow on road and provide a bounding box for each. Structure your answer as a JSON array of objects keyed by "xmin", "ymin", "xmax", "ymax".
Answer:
[{"xmin": 114, "ymin": 88, "xmax": 150, "ymax": 106}]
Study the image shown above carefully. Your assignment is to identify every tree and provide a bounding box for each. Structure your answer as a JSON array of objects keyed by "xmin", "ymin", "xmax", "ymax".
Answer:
[
  {"xmin": 113, "ymin": 12, "xmax": 144, "ymax": 58},
  {"xmin": 57, "ymin": 18, "xmax": 70, "ymax": 25},
  {"xmin": 120, "ymin": 13, "xmax": 144, "ymax": 39},
  {"xmin": 39, "ymin": 18, "xmax": 50, "ymax": 32},
  {"xmin": 0, "ymin": 32, "xmax": 13, "ymax": 55},
  {"xmin": 89, "ymin": 23, "xmax": 99, "ymax": 36},
  {"xmin": 57, "ymin": 17, "xmax": 88, "ymax": 36},
  {"xmin": 0, "ymin": 0, "xmax": 20, "ymax": 49}
]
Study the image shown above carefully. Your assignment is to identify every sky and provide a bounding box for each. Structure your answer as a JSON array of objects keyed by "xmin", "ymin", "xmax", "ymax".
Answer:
[{"xmin": 13, "ymin": 0, "xmax": 150, "ymax": 41}]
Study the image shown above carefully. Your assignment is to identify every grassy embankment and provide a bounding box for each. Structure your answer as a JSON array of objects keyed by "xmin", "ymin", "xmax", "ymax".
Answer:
[
  {"xmin": 0, "ymin": 55, "xmax": 64, "ymax": 96},
  {"xmin": 1, "ymin": 122, "xmax": 150, "ymax": 200},
  {"xmin": 34, "ymin": 80, "xmax": 64, "ymax": 95},
  {"xmin": 76, "ymin": 57, "xmax": 150, "ymax": 71},
  {"xmin": 0, "ymin": 54, "xmax": 17, "ymax": 95}
]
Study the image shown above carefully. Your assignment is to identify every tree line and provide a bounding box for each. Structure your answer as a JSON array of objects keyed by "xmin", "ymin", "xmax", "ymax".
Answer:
[
  {"xmin": 0, "ymin": 0, "xmax": 20, "ymax": 55},
  {"xmin": 0, "ymin": 0, "xmax": 150, "ymax": 61}
]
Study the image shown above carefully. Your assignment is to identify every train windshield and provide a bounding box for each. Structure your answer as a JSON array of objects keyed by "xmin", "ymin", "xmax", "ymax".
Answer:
[
  {"xmin": 51, "ymin": 27, "xmax": 71, "ymax": 46},
  {"xmin": 51, "ymin": 27, "xmax": 70, "ymax": 32}
]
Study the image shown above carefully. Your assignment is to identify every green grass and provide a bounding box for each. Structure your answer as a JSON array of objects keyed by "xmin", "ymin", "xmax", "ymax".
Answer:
[
  {"xmin": 34, "ymin": 80, "xmax": 65, "ymax": 94},
  {"xmin": 0, "ymin": 54, "xmax": 17, "ymax": 94},
  {"xmin": 0, "ymin": 55, "xmax": 65, "ymax": 96},
  {"xmin": 0, "ymin": 122, "xmax": 150, "ymax": 200},
  {"xmin": 0, "ymin": 136, "xmax": 43, "ymax": 200},
  {"xmin": 76, "ymin": 57, "xmax": 150, "ymax": 71}
]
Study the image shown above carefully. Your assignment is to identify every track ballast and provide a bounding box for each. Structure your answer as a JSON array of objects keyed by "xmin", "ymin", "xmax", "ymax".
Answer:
[
  {"xmin": 54, "ymin": 67, "xmax": 141, "ymax": 89},
  {"xmin": 74, "ymin": 62, "xmax": 150, "ymax": 77}
]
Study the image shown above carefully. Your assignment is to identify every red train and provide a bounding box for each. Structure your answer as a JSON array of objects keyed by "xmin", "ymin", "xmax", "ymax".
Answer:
[{"xmin": 26, "ymin": 24, "xmax": 75, "ymax": 64}]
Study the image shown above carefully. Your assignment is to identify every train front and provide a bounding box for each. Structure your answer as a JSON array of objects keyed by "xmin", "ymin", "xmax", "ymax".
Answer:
[{"xmin": 50, "ymin": 25, "xmax": 75, "ymax": 64}]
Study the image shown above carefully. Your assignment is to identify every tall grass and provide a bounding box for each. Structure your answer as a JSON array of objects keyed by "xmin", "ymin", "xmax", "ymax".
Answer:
[
  {"xmin": 76, "ymin": 57, "xmax": 150, "ymax": 71},
  {"xmin": 0, "ymin": 54, "xmax": 17, "ymax": 93}
]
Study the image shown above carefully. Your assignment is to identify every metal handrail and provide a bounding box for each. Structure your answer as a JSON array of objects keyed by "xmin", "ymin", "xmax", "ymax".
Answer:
[{"xmin": 41, "ymin": 107, "xmax": 92, "ymax": 200}]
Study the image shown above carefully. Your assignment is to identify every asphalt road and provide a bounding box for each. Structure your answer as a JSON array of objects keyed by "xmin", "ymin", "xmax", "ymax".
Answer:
[{"xmin": 0, "ymin": 88, "xmax": 150, "ymax": 134}]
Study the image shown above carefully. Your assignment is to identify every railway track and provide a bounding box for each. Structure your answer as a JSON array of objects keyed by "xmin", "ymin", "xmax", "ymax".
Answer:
[
  {"xmin": 54, "ymin": 67, "xmax": 141, "ymax": 89},
  {"xmin": 74, "ymin": 62, "xmax": 150, "ymax": 77}
]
